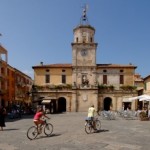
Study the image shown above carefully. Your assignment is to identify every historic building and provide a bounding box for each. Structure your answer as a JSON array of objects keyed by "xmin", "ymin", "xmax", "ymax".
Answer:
[
  {"xmin": 0, "ymin": 45, "xmax": 8, "ymax": 107},
  {"xmin": 32, "ymin": 8, "xmax": 140, "ymax": 112},
  {"xmin": 14, "ymin": 68, "xmax": 33, "ymax": 105},
  {"xmin": 143, "ymin": 75, "xmax": 150, "ymax": 94},
  {"xmin": 0, "ymin": 45, "xmax": 33, "ymax": 107},
  {"xmin": 7, "ymin": 64, "xmax": 15, "ymax": 106},
  {"xmin": 142, "ymin": 75, "xmax": 150, "ymax": 109}
]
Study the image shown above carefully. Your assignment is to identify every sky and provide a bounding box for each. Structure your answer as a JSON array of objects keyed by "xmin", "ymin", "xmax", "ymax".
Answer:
[{"xmin": 0, "ymin": 0, "xmax": 150, "ymax": 79}]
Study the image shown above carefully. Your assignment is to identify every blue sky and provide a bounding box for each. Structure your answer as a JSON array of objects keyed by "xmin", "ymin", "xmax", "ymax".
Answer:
[{"xmin": 0, "ymin": 0, "xmax": 150, "ymax": 79}]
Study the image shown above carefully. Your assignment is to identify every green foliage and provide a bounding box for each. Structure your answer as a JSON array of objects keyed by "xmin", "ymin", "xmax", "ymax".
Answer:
[
  {"xmin": 120, "ymin": 85, "xmax": 137, "ymax": 91},
  {"xmin": 139, "ymin": 111, "xmax": 149, "ymax": 121},
  {"xmin": 139, "ymin": 111, "xmax": 147, "ymax": 118},
  {"xmin": 98, "ymin": 84, "xmax": 115, "ymax": 91},
  {"xmin": 33, "ymin": 84, "xmax": 72, "ymax": 90}
]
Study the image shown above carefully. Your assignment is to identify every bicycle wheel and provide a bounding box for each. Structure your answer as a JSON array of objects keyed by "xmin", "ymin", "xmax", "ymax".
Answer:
[
  {"xmin": 85, "ymin": 122, "xmax": 93, "ymax": 134},
  {"xmin": 44, "ymin": 123, "xmax": 53, "ymax": 136},
  {"xmin": 95, "ymin": 120, "xmax": 101, "ymax": 130},
  {"xmin": 27, "ymin": 126, "xmax": 38, "ymax": 140}
]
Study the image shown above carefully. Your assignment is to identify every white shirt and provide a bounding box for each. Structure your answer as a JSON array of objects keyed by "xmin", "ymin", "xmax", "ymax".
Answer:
[{"xmin": 88, "ymin": 107, "xmax": 96, "ymax": 117}]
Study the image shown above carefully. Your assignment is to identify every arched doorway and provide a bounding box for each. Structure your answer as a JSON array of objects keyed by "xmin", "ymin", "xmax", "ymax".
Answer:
[
  {"xmin": 49, "ymin": 100, "xmax": 56, "ymax": 114},
  {"xmin": 58, "ymin": 97, "xmax": 66, "ymax": 113},
  {"xmin": 104, "ymin": 97, "xmax": 112, "ymax": 111}
]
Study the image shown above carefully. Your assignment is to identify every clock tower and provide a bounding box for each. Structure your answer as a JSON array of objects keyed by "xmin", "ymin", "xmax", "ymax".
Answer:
[
  {"xmin": 72, "ymin": 6, "xmax": 98, "ymax": 87},
  {"xmin": 72, "ymin": 5, "xmax": 98, "ymax": 111}
]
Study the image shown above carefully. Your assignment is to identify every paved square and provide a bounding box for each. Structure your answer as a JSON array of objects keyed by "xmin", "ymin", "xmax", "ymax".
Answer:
[{"xmin": 0, "ymin": 112, "xmax": 150, "ymax": 150}]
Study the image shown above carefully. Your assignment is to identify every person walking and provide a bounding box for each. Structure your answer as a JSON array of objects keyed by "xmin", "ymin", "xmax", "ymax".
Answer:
[{"xmin": 0, "ymin": 106, "xmax": 6, "ymax": 131}]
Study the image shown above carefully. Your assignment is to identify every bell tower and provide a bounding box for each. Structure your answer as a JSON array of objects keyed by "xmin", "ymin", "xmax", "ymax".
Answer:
[
  {"xmin": 71, "ymin": 5, "xmax": 98, "ymax": 112},
  {"xmin": 72, "ymin": 5, "xmax": 98, "ymax": 88}
]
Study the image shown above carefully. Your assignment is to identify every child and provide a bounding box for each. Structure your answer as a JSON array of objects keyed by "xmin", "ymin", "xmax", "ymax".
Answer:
[{"xmin": 33, "ymin": 105, "xmax": 50, "ymax": 133}]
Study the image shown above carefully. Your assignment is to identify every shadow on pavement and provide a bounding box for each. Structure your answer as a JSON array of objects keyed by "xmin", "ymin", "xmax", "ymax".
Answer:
[
  {"xmin": 4, "ymin": 128, "xmax": 20, "ymax": 131},
  {"xmin": 95, "ymin": 129, "xmax": 109, "ymax": 133},
  {"xmin": 32, "ymin": 133, "xmax": 62, "ymax": 140}
]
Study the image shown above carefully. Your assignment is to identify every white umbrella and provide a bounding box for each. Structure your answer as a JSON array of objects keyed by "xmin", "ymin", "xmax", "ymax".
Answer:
[
  {"xmin": 128, "ymin": 95, "xmax": 144, "ymax": 101},
  {"xmin": 128, "ymin": 96, "xmax": 139, "ymax": 101},
  {"xmin": 139, "ymin": 95, "xmax": 150, "ymax": 101},
  {"xmin": 128, "ymin": 95, "xmax": 150, "ymax": 101}
]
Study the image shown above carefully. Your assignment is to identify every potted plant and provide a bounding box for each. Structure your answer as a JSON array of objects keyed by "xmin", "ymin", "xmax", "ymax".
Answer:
[{"xmin": 139, "ymin": 111, "xmax": 149, "ymax": 121}]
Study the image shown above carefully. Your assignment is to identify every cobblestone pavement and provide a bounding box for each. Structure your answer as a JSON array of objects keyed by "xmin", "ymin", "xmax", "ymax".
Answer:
[{"xmin": 0, "ymin": 112, "xmax": 150, "ymax": 150}]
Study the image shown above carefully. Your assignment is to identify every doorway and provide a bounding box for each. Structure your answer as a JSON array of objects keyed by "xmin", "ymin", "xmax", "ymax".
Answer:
[
  {"xmin": 103, "ymin": 97, "xmax": 112, "ymax": 111},
  {"xmin": 123, "ymin": 102, "xmax": 131, "ymax": 110},
  {"xmin": 58, "ymin": 97, "xmax": 66, "ymax": 113},
  {"xmin": 49, "ymin": 100, "xmax": 56, "ymax": 113}
]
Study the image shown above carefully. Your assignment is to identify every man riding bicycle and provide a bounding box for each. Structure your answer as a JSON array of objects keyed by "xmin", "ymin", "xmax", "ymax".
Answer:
[{"xmin": 87, "ymin": 105, "xmax": 97, "ymax": 130}]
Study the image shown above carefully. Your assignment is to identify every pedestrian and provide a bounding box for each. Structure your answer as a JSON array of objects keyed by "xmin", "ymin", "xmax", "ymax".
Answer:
[{"xmin": 0, "ymin": 106, "xmax": 6, "ymax": 131}]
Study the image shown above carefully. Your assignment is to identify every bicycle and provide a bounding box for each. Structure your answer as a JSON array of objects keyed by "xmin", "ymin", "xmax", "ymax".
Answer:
[
  {"xmin": 85, "ymin": 116, "xmax": 101, "ymax": 134},
  {"xmin": 27, "ymin": 118, "xmax": 53, "ymax": 140},
  {"xmin": 101, "ymin": 110, "xmax": 116, "ymax": 120}
]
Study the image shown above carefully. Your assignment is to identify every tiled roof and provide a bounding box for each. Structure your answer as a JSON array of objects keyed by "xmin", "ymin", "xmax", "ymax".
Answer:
[
  {"xmin": 33, "ymin": 63, "xmax": 137, "ymax": 69},
  {"xmin": 97, "ymin": 64, "xmax": 137, "ymax": 68},
  {"xmin": 134, "ymin": 79, "xmax": 143, "ymax": 82},
  {"xmin": 73, "ymin": 25, "xmax": 95, "ymax": 32},
  {"xmin": 32, "ymin": 63, "xmax": 72, "ymax": 68},
  {"xmin": 144, "ymin": 75, "xmax": 150, "ymax": 80}
]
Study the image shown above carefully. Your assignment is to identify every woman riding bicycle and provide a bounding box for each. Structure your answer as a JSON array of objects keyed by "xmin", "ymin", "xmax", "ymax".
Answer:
[{"xmin": 33, "ymin": 105, "xmax": 50, "ymax": 133}]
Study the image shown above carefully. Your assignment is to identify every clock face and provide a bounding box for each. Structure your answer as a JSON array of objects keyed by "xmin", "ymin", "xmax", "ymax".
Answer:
[{"xmin": 81, "ymin": 49, "xmax": 88, "ymax": 56}]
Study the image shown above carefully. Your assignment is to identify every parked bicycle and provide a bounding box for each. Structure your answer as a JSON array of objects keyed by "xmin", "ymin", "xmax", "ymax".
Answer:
[
  {"xmin": 85, "ymin": 116, "xmax": 101, "ymax": 134},
  {"xmin": 100, "ymin": 110, "xmax": 116, "ymax": 120},
  {"xmin": 118, "ymin": 110, "xmax": 138, "ymax": 120},
  {"xmin": 27, "ymin": 118, "xmax": 53, "ymax": 140}
]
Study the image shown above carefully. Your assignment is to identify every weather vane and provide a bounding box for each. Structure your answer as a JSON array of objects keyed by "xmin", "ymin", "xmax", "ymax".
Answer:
[{"xmin": 80, "ymin": 4, "xmax": 89, "ymax": 25}]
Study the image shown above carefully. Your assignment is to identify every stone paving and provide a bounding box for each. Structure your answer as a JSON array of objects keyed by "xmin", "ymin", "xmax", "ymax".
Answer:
[{"xmin": 0, "ymin": 112, "xmax": 150, "ymax": 150}]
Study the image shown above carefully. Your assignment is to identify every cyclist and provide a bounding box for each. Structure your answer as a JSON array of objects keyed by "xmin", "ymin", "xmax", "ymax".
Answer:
[
  {"xmin": 33, "ymin": 105, "xmax": 50, "ymax": 133},
  {"xmin": 87, "ymin": 105, "xmax": 97, "ymax": 131}
]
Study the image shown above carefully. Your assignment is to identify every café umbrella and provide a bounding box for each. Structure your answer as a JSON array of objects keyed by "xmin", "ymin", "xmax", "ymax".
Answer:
[
  {"xmin": 139, "ymin": 95, "xmax": 150, "ymax": 101},
  {"xmin": 128, "ymin": 95, "xmax": 150, "ymax": 101}
]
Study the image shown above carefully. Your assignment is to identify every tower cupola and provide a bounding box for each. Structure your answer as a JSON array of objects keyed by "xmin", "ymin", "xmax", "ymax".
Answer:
[{"xmin": 73, "ymin": 5, "xmax": 96, "ymax": 44}]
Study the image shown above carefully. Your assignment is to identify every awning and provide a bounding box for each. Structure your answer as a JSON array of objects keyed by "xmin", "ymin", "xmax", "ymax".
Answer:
[
  {"xmin": 128, "ymin": 95, "xmax": 150, "ymax": 101},
  {"xmin": 42, "ymin": 100, "xmax": 51, "ymax": 104}
]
